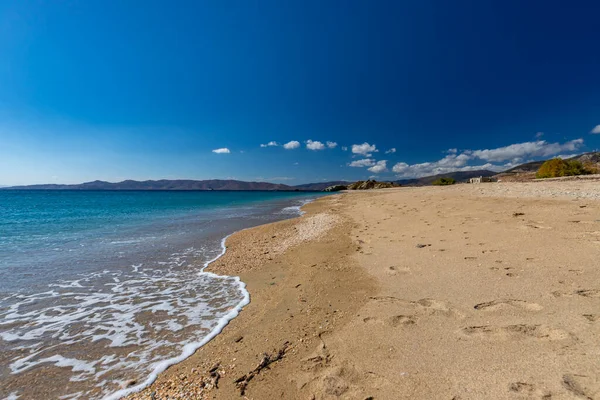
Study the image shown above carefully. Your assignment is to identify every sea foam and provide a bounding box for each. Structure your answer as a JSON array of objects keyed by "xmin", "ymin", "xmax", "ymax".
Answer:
[{"xmin": 1, "ymin": 236, "xmax": 249, "ymax": 399}]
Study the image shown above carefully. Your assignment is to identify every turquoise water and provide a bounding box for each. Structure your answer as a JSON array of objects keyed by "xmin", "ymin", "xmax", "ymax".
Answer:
[
  {"xmin": 0, "ymin": 190, "xmax": 320, "ymax": 292},
  {"xmin": 0, "ymin": 190, "xmax": 323, "ymax": 399}
]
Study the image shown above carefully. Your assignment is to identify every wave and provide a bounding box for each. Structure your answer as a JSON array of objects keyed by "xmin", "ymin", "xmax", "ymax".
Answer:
[
  {"xmin": 104, "ymin": 234, "xmax": 250, "ymax": 400},
  {"xmin": 278, "ymin": 198, "xmax": 313, "ymax": 215}
]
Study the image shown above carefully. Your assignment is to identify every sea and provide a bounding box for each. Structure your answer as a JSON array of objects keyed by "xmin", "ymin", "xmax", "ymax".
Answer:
[{"xmin": 0, "ymin": 190, "xmax": 324, "ymax": 400}]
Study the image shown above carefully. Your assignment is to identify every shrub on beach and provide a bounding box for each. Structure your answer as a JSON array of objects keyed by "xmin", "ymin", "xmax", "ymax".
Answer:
[
  {"xmin": 583, "ymin": 162, "xmax": 599, "ymax": 175},
  {"xmin": 535, "ymin": 158, "xmax": 591, "ymax": 179},
  {"xmin": 432, "ymin": 177, "xmax": 456, "ymax": 185}
]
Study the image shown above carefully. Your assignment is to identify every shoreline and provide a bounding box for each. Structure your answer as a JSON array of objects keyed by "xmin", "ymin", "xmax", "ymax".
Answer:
[
  {"xmin": 110, "ymin": 196, "xmax": 323, "ymax": 399},
  {"xmin": 107, "ymin": 235, "xmax": 246, "ymax": 400},
  {"xmin": 125, "ymin": 192, "xmax": 377, "ymax": 399}
]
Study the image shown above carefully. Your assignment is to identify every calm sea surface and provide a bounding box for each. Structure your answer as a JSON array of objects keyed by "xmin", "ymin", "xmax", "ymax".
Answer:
[{"xmin": 0, "ymin": 190, "xmax": 323, "ymax": 399}]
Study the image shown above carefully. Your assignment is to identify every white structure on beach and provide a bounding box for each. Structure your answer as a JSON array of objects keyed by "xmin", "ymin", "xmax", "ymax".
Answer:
[{"xmin": 469, "ymin": 176, "xmax": 495, "ymax": 184}]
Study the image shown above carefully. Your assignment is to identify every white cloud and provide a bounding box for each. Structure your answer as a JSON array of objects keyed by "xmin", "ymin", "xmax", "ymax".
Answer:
[
  {"xmin": 341, "ymin": 146, "xmax": 348, "ymax": 151},
  {"xmin": 306, "ymin": 140, "xmax": 326, "ymax": 150},
  {"xmin": 212, "ymin": 148, "xmax": 231, "ymax": 154},
  {"xmin": 469, "ymin": 139, "xmax": 583, "ymax": 162},
  {"xmin": 283, "ymin": 140, "xmax": 300, "ymax": 149},
  {"xmin": 385, "ymin": 148, "xmax": 396, "ymax": 154},
  {"xmin": 591, "ymin": 125, "xmax": 600, "ymax": 134},
  {"xmin": 392, "ymin": 160, "xmax": 500, "ymax": 178},
  {"xmin": 392, "ymin": 162, "xmax": 409, "ymax": 173},
  {"xmin": 390, "ymin": 138, "xmax": 585, "ymax": 179},
  {"xmin": 391, "ymin": 153, "xmax": 471, "ymax": 176},
  {"xmin": 368, "ymin": 160, "xmax": 387, "ymax": 173},
  {"xmin": 349, "ymin": 158, "xmax": 375, "ymax": 167},
  {"xmin": 326, "ymin": 141, "xmax": 338, "ymax": 149},
  {"xmin": 462, "ymin": 163, "xmax": 504, "ymax": 172},
  {"xmin": 260, "ymin": 141, "xmax": 279, "ymax": 147},
  {"xmin": 500, "ymin": 161, "xmax": 519, "ymax": 169},
  {"xmin": 535, "ymin": 132, "xmax": 544, "ymax": 138},
  {"xmin": 555, "ymin": 153, "xmax": 582, "ymax": 160},
  {"xmin": 352, "ymin": 142, "xmax": 377, "ymax": 156}
]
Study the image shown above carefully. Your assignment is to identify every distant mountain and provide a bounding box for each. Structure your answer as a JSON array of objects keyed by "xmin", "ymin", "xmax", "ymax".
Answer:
[
  {"xmin": 346, "ymin": 180, "xmax": 397, "ymax": 190},
  {"xmin": 3, "ymin": 179, "xmax": 365, "ymax": 191},
  {"xmin": 498, "ymin": 151, "xmax": 600, "ymax": 177},
  {"xmin": 395, "ymin": 170, "xmax": 496, "ymax": 186},
  {"xmin": 292, "ymin": 181, "xmax": 351, "ymax": 191},
  {"xmin": 501, "ymin": 161, "xmax": 545, "ymax": 174},
  {"xmin": 3, "ymin": 179, "xmax": 296, "ymax": 191},
  {"xmin": 575, "ymin": 151, "xmax": 600, "ymax": 164}
]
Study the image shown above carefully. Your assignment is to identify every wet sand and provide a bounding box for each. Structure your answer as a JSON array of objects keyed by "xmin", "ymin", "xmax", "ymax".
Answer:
[{"xmin": 126, "ymin": 182, "xmax": 600, "ymax": 399}]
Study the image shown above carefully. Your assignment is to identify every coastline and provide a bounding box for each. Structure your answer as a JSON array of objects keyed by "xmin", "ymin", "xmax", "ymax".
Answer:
[
  {"xmin": 107, "ymin": 235, "xmax": 247, "ymax": 400},
  {"xmin": 124, "ymin": 192, "xmax": 377, "ymax": 399},
  {"xmin": 108, "ymin": 196, "xmax": 324, "ymax": 400},
  {"xmin": 126, "ymin": 183, "xmax": 600, "ymax": 399}
]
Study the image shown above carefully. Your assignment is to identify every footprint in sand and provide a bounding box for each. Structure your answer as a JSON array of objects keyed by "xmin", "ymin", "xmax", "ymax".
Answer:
[
  {"xmin": 509, "ymin": 382, "xmax": 552, "ymax": 399},
  {"xmin": 520, "ymin": 221, "xmax": 552, "ymax": 230},
  {"xmin": 568, "ymin": 269, "xmax": 584, "ymax": 274},
  {"xmin": 389, "ymin": 315, "xmax": 417, "ymax": 326},
  {"xmin": 363, "ymin": 315, "xmax": 417, "ymax": 327},
  {"xmin": 460, "ymin": 324, "xmax": 572, "ymax": 341},
  {"xmin": 552, "ymin": 289, "xmax": 600, "ymax": 298},
  {"xmin": 474, "ymin": 299, "xmax": 543, "ymax": 312},
  {"xmin": 368, "ymin": 297, "xmax": 464, "ymax": 319},
  {"xmin": 301, "ymin": 340, "xmax": 332, "ymax": 372},
  {"xmin": 362, "ymin": 317, "xmax": 380, "ymax": 324},
  {"xmin": 415, "ymin": 298, "xmax": 465, "ymax": 319},
  {"xmin": 386, "ymin": 266, "xmax": 410, "ymax": 276},
  {"xmin": 562, "ymin": 374, "xmax": 595, "ymax": 400},
  {"xmin": 575, "ymin": 289, "xmax": 600, "ymax": 298}
]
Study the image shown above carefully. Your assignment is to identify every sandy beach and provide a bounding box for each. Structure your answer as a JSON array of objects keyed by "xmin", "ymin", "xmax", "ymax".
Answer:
[{"xmin": 126, "ymin": 181, "xmax": 600, "ymax": 400}]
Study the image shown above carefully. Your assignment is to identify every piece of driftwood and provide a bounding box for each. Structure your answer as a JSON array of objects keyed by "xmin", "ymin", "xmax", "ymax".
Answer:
[{"xmin": 234, "ymin": 342, "xmax": 290, "ymax": 395}]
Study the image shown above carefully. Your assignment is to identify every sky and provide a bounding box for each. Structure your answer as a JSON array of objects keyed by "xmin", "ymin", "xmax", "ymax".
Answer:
[{"xmin": 1, "ymin": 0, "xmax": 600, "ymax": 186}]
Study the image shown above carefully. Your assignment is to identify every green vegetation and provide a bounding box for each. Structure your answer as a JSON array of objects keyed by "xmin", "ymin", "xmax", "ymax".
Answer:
[
  {"xmin": 535, "ymin": 158, "xmax": 593, "ymax": 179},
  {"xmin": 583, "ymin": 162, "xmax": 599, "ymax": 175},
  {"xmin": 432, "ymin": 177, "xmax": 456, "ymax": 186}
]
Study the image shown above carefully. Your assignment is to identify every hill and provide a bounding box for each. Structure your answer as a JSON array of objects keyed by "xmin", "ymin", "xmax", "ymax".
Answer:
[
  {"xmin": 293, "ymin": 181, "xmax": 350, "ymax": 191},
  {"xmin": 502, "ymin": 160, "xmax": 546, "ymax": 174},
  {"xmin": 4, "ymin": 179, "xmax": 296, "ymax": 191},
  {"xmin": 502, "ymin": 152, "xmax": 600, "ymax": 174},
  {"xmin": 395, "ymin": 170, "xmax": 496, "ymax": 186},
  {"xmin": 496, "ymin": 151, "xmax": 600, "ymax": 181},
  {"xmin": 576, "ymin": 151, "xmax": 600, "ymax": 164},
  {"xmin": 3, "ymin": 179, "xmax": 364, "ymax": 191},
  {"xmin": 346, "ymin": 180, "xmax": 397, "ymax": 190}
]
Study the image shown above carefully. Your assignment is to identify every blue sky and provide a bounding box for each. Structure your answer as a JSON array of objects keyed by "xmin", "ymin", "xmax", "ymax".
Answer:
[{"xmin": 1, "ymin": 0, "xmax": 599, "ymax": 185}]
